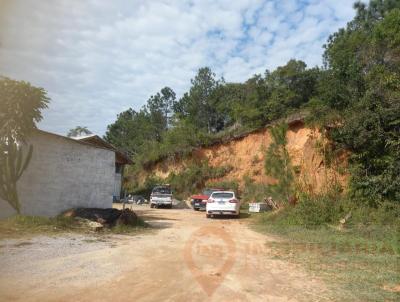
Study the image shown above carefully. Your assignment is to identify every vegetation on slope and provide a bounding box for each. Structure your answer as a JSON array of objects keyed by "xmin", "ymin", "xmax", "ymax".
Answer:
[{"xmin": 105, "ymin": 0, "xmax": 400, "ymax": 207}]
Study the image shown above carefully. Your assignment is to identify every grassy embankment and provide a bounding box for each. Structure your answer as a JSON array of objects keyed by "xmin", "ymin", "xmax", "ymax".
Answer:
[{"xmin": 252, "ymin": 198, "xmax": 400, "ymax": 301}]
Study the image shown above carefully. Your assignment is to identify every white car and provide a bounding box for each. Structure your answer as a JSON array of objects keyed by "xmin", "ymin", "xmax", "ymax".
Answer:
[{"xmin": 206, "ymin": 191, "xmax": 240, "ymax": 218}]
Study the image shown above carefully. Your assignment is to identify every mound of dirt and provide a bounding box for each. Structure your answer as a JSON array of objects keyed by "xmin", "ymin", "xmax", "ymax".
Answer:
[
  {"xmin": 62, "ymin": 208, "xmax": 138, "ymax": 227},
  {"xmin": 172, "ymin": 199, "xmax": 191, "ymax": 209}
]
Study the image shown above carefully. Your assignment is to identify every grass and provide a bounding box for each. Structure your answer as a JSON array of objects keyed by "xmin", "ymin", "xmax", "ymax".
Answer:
[
  {"xmin": 0, "ymin": 214, "xmax": 150, "ymax": 239},
  {"xmin": 252, "ymin": 207, "xmax": 400, "ymax": 302},
  {"xmin": 110, "ymin": 218, "xmax": 149, "ymax": 235}
]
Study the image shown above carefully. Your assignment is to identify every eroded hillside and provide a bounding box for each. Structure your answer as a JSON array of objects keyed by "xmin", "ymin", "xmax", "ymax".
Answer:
[{"xmin": 137, "ymin": 121, "xmax": 348, "ymax": 194}]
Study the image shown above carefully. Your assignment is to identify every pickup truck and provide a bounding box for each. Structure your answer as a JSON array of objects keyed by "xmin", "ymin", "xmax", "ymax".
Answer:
[
  {"xmin": 150, "ymin": 185, "xmax": 173, "ymax": 208},
  {"xmin": 191, "ymin": 188, "xmax": 223, "ymax": 211}
]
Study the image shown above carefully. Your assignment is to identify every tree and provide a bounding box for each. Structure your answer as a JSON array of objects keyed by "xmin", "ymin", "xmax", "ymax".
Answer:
[
  {"xmin": 67, "ymin": 126, "xmax": 92, "ymax": 137},
  {"xmin": 104, "ymin": 108, "xmax": 158, "ymax": 155},
  {"xmin": 147, "ymin": 87, "xmax": 176, "ymax": 129},
  {"xmin": 174, "ymin": 67, "xmax": 221, "ymax": 133},
  {"xmin": 0, "ymin": 77, "xmax": 49, "ymax": 213},
  {"xmin": 318, "ymin": 1, "xmax": 400, "ymax": 203},
  {"xmin": 265, "ymin": 60, "xmax": 319, "ymax": 120}
]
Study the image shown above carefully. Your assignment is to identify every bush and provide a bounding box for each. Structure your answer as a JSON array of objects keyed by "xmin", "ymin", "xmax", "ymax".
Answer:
[
  {"xmin": 241, "ymin": 175, "xmax": 270, "ymax": 202},
  {"xmin": 129, "ymin": 174, "xmax": 163, "ymax": 199},
  {"xmin": 262, "ymin": 194, "xmax": 400, "ymax": 229},
  {"xmin": 205, "ymin": 180, "xmax": 239, "ymax": 194},
  {"xmin": 166, "ymin": 161, "xmax": 233, "ymax": 199}
]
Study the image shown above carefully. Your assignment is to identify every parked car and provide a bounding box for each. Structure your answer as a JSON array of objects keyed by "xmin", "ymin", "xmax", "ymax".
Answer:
[
  {"xmin": 206, "ymin": 191, "xmax": 240, "ymax": 218},
  {"xmin": 150, "ymin": 185, "xmax": 173, "ymax": 208},
  {"xmin": 191, "ymin": 188, "xmax": 223, "ymax": 211},
  {"xmin": 127, "ymin": 195, "xmax": 147, "ymax": 204}
]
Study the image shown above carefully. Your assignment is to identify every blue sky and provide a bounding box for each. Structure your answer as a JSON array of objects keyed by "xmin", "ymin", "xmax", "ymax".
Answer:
[{"xmin": 0, "ymin": 0, "xmax": 356, "ymax": 136}]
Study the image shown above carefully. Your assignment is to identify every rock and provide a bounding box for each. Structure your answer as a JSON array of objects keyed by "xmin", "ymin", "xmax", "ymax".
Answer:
[{"xmin": 88, "ymin": 221, "xmax": 104, "ymax": 231}]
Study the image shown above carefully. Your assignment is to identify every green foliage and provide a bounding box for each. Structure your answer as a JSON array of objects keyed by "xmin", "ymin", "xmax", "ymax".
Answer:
[
  {"xmin": 315, "ymin": 2, "xmax": 400, "ymax": 203},
  {"xmin": 0, "ymin": 142, "xmax": 33, "ymax": 213},
  {"xmin": 0, "ymin": 77, "xmax": 49, "ymax": 214},
  {"xmin": 104, "ymin": 86, "xmax": 176, "ymax": 156},
  {"xmin": 254, "ymin": 198, "xmax": 400, "ymax": 301},
  {"xmin": 130, "ymin": 161, "xmax": 233, "ymax": 200},
  {"xmin": 67, "ymin": 126, "xmax": 92, "ymax": 138},
  {"xmin": 205, "ymin": 180, "xmax": 239, "ymax": 195},
  {"xmin": 128, "ymin": 174, "xmax": 163, "ymax": 199},
  {"xmin": 0, "ymin": 215, "xmax": 80, "ymax": 237},
  {"xmin": 264, "ymin": 123, "xmax": 295, "ymax": 203},
  {"xmin": 264, "ymin": 60, "xmax": 320, "ymax": 121},
  {"xmin": 174, "ymin": 67, "xmax": 222, "ymax": 133},
  {"xmin": 241, "ymin": 175, "xmax": 270, "ymax": 203},
  {"xmin": 0, "ymin": 214, "xmax": 149, "ymax": 238},
  {"xmin": 273, "ymin": 195, "xmax": 344, "ymax": 228},
  {"xmin": 166, "ymin": 161, "xmax": 233, "ymax": 199},
  {"xmin": 261, "ymin": 194, "xmax": 400, "ymax": 229},
  {"xmin": 0, "ymin": 77, "xmax": 49, "ymax": 141}
]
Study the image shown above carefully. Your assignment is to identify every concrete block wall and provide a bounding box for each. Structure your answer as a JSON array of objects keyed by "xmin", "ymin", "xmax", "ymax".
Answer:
[{"xmin": 0, "ymin": 131, "xmax": 115, "ymax": 218}]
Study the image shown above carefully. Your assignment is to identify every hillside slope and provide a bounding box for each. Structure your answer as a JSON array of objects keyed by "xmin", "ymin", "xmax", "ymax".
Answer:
[{"xmin": 137, "ymin": 121, "xmax": 348, "ymax": 194}]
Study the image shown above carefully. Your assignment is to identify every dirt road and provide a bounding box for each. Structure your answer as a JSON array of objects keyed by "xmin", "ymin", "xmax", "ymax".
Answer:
[{"xmin": 0, "ymin": 206, "xmax": 330, "ymax": 301}]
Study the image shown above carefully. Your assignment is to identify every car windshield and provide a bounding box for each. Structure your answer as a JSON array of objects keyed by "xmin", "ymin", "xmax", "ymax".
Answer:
[
  {"xmin": 152, "ymin": 186, "xmax": 171, "ymax": 194},
  {"xmin": 211, "ymin": 192, "xmax": 234, "ymax": 199}
]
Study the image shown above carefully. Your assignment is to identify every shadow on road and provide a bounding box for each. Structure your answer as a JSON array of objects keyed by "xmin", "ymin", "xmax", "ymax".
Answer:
[
  {"xmin": 146, "ymin": 221, "xmax": 174, "ymax": 229},
  {"xmin": 207, "ymin": 212, "xmax": 251, "ymax": 220}
]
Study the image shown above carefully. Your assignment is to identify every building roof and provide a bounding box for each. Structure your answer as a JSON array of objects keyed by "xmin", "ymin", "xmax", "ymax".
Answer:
[
  {"xmin": 36, "ymin": 129, "xmax": 132, "ymax": 165},
  {"xmin": 73, "ymin": 134, "xmax": 132, "ymax": 165}
]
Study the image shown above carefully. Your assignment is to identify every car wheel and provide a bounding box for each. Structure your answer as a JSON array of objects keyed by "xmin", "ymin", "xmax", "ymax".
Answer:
[
  {"xmin": 194, "ymin": 208, "xmax": 199, "ymax": 211},
  {"xmin": 206, "ymin": 214, "xmax": 211, "ymax": 218}
]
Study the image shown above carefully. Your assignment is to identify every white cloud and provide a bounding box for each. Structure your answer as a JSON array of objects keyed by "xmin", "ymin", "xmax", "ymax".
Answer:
[{"xmin": 0, "ymin": 0, "xmax": 355, "ymax": 135}]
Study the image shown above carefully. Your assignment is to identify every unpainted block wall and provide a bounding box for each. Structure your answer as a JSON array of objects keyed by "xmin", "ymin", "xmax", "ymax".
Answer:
[{"xmin": 0, "ymin": 131, "xmax": 115, "ymax": 218}]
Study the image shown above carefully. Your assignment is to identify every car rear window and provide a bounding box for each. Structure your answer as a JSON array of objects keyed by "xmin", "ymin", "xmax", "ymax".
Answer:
[
  {"xmin": 203, "ymin": 189, "xmax": 220, "ymax": 196},
  {"xmin": 212, "ymin": 192, "xmax": 234, "ymax": 199},
  {"xmin": 152, "ymin": 186, "xmax": 171, "ymax": 194}
]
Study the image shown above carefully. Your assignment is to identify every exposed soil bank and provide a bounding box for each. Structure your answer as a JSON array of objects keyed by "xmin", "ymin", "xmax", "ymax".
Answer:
[{"xmin": 140, "ymin": 122, "xmax": 348, "ymax": 193}]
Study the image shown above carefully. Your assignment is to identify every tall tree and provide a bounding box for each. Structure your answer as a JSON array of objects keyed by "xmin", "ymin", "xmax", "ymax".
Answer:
[
  {"xmin": 104, "ymin": 108, "xmax": 158, "ymax": 155},
  {"xmin": 174, "ymin": 67, "xmax": 220, "ymax": 133},
  {"xmin": 265, "ymin": 60, "xmax": 319, "ymax": 120},
  {"xmin": 0, "ymin": 77, "xmax": 49, "ymax": 213},
  {"xmin": 147, "ymin": 87, "xmax": 176, "ymax": 130}
]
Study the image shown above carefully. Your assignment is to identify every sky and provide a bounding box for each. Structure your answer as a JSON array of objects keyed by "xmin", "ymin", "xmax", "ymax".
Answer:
[{"xmin": 0, "ymin": 0, "xmax": 356, "ymax": 136}]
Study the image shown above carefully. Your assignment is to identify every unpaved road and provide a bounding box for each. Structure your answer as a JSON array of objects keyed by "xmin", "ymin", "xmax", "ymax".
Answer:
[{"xmin": 0, "ymin": 206, "xmax": 330, "ymax": 302}]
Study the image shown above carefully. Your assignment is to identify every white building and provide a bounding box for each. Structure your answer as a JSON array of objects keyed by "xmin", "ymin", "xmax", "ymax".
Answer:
[{"xmin": 0, "ymin": 130, "xmax": 131, "ymax": 218}]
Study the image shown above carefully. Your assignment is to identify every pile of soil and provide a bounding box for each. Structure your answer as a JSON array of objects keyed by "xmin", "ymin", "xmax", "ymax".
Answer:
[{"xmin": 62, "ymin": 208, "xmax": 139, "ymax": 227}]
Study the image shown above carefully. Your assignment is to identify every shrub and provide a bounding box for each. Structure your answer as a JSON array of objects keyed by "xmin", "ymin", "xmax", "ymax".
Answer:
[
  {"xmin": 241, "ymin": 175, "xmax": 270, "ymax": 203},
  {"xmin": 166, "ymin": 161, "xmax": 233, "ymax": 199},
  {"xmin": 262, "ymin": 193, "xmax": 400, "ymax": 229},
  {"xmin": 205, "ymin": 180, "xmax": 239, "ymax": 194}
]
